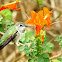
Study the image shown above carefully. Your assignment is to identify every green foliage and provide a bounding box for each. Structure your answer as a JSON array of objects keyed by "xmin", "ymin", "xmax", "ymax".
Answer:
[
  {"xmin": 42, "ymin": 53, "xmax": 49, "ymax": 58},
  {"xmin": 0, "ymin": 8, "xmax": 14, "ymax": 32},
  {"xmin": 0, "ymin": 9, "xmax": 12, "ymax": 20},
  {"xmin": 54, "ymin": 36, "xmax": 62, "ymax": 42},
  {"xmin": 28, "ymin": 59, "xmax": 35, "ymax": 62},
  {"xmin": 42, "ymin": 42, "xmax": 54, "ymax": 53},
  {"xmin": 54, "ymin": 36, "xmax": 62, "ymax": 48},
  {"xmin": 37, "ymin": 53, "xmax": 49, "ymax": 62},
  {"xmin": 18, "ymin": 30, "xmax": 54, "ymax": 62},
  {"xmin": 37, "ymin": 56, "xmax": 44, "ymax": 62}
]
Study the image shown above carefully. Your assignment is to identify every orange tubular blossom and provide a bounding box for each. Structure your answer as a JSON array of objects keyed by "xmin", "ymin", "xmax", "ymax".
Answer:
[
  {"xmin": 43, "ymin": 7, "xmax": 52, "ymax": 29},
  {"xmin": 0, "ymin": 1, "xmax": 22, "ymax": 11},
  {"xmin": 26, "ymin": 10, "xmax": 43, "ymax": 34},
  {"xmin": 26, "ymin": 7, "xmax": 52, "ymax": 34}
]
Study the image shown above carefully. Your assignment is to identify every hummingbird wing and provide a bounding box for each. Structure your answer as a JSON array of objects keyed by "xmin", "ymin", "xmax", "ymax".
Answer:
[{"xmin": 0, "ymin": 31, "xmax": 17, "ymax": 50}]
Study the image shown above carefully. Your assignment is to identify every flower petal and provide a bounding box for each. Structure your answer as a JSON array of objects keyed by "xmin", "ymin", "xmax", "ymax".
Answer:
[{"xmin": 30, "ymin": 10, "xmax": 37, "ymax": 18}]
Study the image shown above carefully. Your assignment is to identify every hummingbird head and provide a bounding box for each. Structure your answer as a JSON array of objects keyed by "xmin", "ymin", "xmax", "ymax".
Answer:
[
  {"xmin": 15, "ymin": 22, "xmax": 36, "ymax": 33},
  {"xmin": 15, "ymin": 23, "xmax": 26, "ymax": 33}
]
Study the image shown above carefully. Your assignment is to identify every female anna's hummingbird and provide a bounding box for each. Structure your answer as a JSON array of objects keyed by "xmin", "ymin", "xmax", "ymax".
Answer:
[{"xmin": 0, "ymin": 23, "xmax": 35, "ymax": 50}]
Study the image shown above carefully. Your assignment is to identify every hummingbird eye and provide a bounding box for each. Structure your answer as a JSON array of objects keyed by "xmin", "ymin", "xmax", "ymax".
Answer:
[{"xmin": 20, "ymin": 24, "xmax": 23, "ymax": 26}]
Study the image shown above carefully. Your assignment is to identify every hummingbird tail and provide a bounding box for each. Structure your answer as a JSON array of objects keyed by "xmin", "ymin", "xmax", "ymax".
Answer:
[{"xmin": 0, "ymin": 40, "xmax": 4, "ymax": 50}]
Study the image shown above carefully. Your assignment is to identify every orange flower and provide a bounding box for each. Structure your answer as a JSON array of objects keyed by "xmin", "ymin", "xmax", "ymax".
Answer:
[
  {"xmin": 43, "ymin": 7, "xmax": 52, "ymax": 29},
  {"xmin": 0, "ymin": 0, "xmax": 22, "ymax": 11},
  {"xmin": 26, "ymin": 7, "xmax": 52, "ymax": 34},
  {"xmin": 26, "ymin": 10, "xmax": 44, "ymax": 34},
  {"xmin": 38, "ymin": 7, "xmax": 52, "ymax": 29}
]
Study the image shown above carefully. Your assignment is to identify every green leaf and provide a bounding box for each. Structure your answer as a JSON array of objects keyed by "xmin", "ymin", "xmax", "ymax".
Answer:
[
  {"xmin": 54, "ymin": 36, "xmax": 62, "ymax": 42},
  {"xmin": 46, "ymin": 42, "xmax": 54, "ymax": 52},
  {"xmin": 25, "ymin": 30, "xmax": 33, "ymax": 38},
  {"xmin": 0, "ymin": 24, "xmax": 4, "ymax": 32},
  {"xmin": 23, "ymin": 45, "xmax": 30, "ymax": 56},
  {"xmin": 54, "ymin": 36, "xmax": 62, "ymax": 48},
  {"xmin": 31, "ymin": 51, "xmax": 37, "ymax": 57},
  {"xmin": 28, "ymin": 59, "xmax": 35, "ymax": 62},
  {"xmin": 20, "ymin": 30, "xmax": 35, "ymax": 44},
  {"xmin": 42, "ymin": 53, "xmax": 49, "ymax": 58},
  {"xmin": 1, "ymin": 19, "xmax": 6, "ymax": 24},
  {"xmin": 0, "ymin": 9, "xmax": 12, "ymax": 20},
  {"xmin": 37, "ymin": 56, "xmax": 44, "ymax": 62},
  {"xmin": 44, "ymin": 58, "xmax": 49, "ymax": 62},
  {"xmin": 42, "ymin": 42, "xmax": 54, "ymax": 53}
]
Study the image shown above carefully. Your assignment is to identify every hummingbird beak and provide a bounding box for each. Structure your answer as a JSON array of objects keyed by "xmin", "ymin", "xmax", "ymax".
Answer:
[{"xmin": 25, "ymin": 25, "xmax": 36, "ymax": 27}]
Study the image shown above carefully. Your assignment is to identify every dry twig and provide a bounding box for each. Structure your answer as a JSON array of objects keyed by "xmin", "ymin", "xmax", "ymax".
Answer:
[
  {"xmin": 50, "ymin": 53, "xmax": 62, "ymax": 59},
  {"xmin": 53, "ymin": 13, "xmax": 62, "ymax": 21},
  {"xmin": 0, "ymin": 32, "xmax": 4, "ymax": 35}
]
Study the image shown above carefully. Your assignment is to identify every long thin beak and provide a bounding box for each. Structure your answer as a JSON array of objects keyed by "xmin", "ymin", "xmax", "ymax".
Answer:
[{"xmin": 25, "ymin": 25, "xmax": 36, "ymax": 27}]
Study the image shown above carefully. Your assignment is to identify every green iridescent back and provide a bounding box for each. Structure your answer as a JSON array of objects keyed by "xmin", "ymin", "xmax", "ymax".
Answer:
[{"xmin": 0, "ymin": 26, "xmax": 17, "ymax": 44}]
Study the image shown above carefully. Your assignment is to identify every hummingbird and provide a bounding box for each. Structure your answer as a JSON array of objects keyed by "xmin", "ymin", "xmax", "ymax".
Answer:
[{"xmin": 0, "ymin": 22, "xmax": 35, "ymax": 50}]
